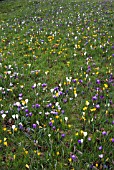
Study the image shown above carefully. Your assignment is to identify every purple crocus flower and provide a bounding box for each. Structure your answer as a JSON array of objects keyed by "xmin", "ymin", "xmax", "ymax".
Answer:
[
  {"xmin": 25, "ymin": 109, "xmax": 29, "ymax": 113},
  {"xmin": 19, "ymin": 124, "xmax": 23, "ymax": 130},
  {"xmin": 78, "ymin": 139, "xmax": 83, "ymax": 144},
  {"xmin": 111, "ymin": 138, "xmax": 114, "ymax": 142},
  {"xmin": 102, "ymin": 131, "xmax": 107, "ymax": 135},
  {"xmin": 32, "ymin": 124, "xmax": 37, "ymax": 129},
  {"xmin": 61, "ymin": 110, "xmax": 65, "ymax": 114},
  {"xmin": 98, "ymin": 146, "xmax": 102, "ymax": 150},
  {"xmin": 96, "ymin": 79, "xmax": 100, "ymax": 84},
  {"xmin": 71, "ymin": 154, "xmax": 76, "ymax": 161},
  {"xmin": 26, "ymin": 113, "xmax": 29, "ymax": 117},
  {"xmin": 88, "ymin": 137, "xmax": 91, "ymax": 141},
  {"xmin": 52, "ymin": 126, "xmax": 56, "ymax": 130},
  {"xmin": 72, "ymin": 79, "xmax": 76, "ymax": 83},
  {"xmin": 92, "ymin": 95, "xmax": 97, "ymax": 100},
  {"xmin": 79, "ymin": 79, "xmax": 83, "ymax": 83},
  {"xmin": 42, "ymin": 83, "xmax": 47, "ymax": 88},
  {"xmin": 49, "ymin": 122, "xmax": 53, "ymax": 127},
  {"xmin": 61, "ymin": 134, "xmax": 66, "ymax": 138},
  {"xmin": 19, "ymin": 93, "xmax": 23, "ymax": 97},
  {"xmin": 35, "ymin": 104, "xmax": 40, "ymax": 108},
  {"xmin": 96, "ymin": 104, "xmax": 100, "ymax": 109},
  {"xmin": 29, "ymin": 112, "xmax": 32, "ymax": 117}
]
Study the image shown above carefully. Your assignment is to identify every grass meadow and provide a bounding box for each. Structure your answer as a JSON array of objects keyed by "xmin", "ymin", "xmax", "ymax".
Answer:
[{"xmin": 0, "ymin": 0, "xmax": 114, "ymax": 169}]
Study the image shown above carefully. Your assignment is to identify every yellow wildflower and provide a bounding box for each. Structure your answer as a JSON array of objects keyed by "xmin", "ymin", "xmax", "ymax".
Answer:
[
  {"xmin": 68, "ymin": 158, "xmax": 72, "ymax": 162},
  {"xmin": 83, "ymin": 107, "xmax": 87, "ymax": 111},
  {"xmin": 90, "ymin": 108, "xmax": 96, "ymax": 112},
  {"xmin": 56, "ymin": 152, "xmax": 60, "ymax": 156},
  {"xmin": 104, "ymin": 84, "xmax": 108, "ymax": 88},
  {"xmin": 85, "ymin": 101, "xmax": 89, "ymax": 106},
  {"xmin": 37, "ymin": 152, "xmax": 41, "ymax": 156},
  {"xmin": 4, "ymin": 141, "xmax": 8, "ymax": 146},
  {"xmin": 25, "ymin": 164, "xmax": 29, "ymax": 169}
]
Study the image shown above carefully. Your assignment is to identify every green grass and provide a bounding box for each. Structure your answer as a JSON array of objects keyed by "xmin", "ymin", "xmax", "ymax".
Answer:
[{"xmin": 0, "ymin": 0, "xmax": 114, "ymax": 169}]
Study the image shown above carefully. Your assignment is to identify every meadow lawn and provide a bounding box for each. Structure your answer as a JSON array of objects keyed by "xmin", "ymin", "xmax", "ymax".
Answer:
[{"xmin": 0, "ymin": 0, "xmax": 114, "ymax": 169}]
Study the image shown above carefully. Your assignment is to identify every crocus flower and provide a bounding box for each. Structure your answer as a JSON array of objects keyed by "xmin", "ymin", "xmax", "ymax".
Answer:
[
  {"xmin": 78, "ymin": 139, "xmax": 83, "ymax": 144},
  {"xmin": 35, "ymin": 104, "xmax": 40, "ymax": 108},
  {"xmin": 92, "ymin": 95, "xmax": 97, "ymax": 100},
  {"xmin": 61, "ymin": 134, "xmax": 66, "ymax": 138},
  {"xmin": 99, "ymin": 154, "xmax": 103, "ymax": 158},
  {"xmin": 96, "ymin": 104, "xmax": 100, "ymax": 109},
  {"xmin": 32, "ymin": 124, "xmax": 37, "ymax": 129},
  {"xmin": 96, "ymin": 79, "xmax": 100, "ymax": 84},
  {"xmin": 102, "ymin": 131, "xmax": 107, "ymax": 135},
  {"xmin": 71, "ymin": 154, "xmax": 76, "ymax": 161},
  {"xmin": 98, "ymin": 146, "xmax": 102, "ymax": 150},
  {"xmin": 42, "ymin": 83, "xmax": 47, "ymax": 87}
]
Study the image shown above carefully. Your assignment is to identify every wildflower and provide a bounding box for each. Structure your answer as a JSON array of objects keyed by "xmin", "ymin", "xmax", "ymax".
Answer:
[
  {"xmin": 96, "ymin": 79, "xmax": 100, "ymax": 84},
  {"xmin": 35, "ymin": 104, "xmax": 40, "ymax": 108},
  {"xmin": 75, "ymin": 132, "xmax": 79, "ymax": 136},
  {"xmin": 0, "ymin": 140, "xmax": 2, "ymax": 143},
  {"xmin": 83, "ymin": 107, "xmax": 87, "ymax": 111},
  {"xmin": 102, "ymin": 131, "xmax": 107, "ymax": 135},
  {"xmin": 56, "ymin": 152, "xmax": 60, "ymax": 156},
  {"xmin": 13, "ymin": 155, "xmax": 16, "ymax": 160},
  {"xmin": 88, "ymin": 137, "xmax": 91, "ymax": 141},
  {"xmin": 96, "ymin": 104, "xmax": 100, "ymax": 109},
  {"xmin": 99, "ymin": 154, "xmax": 103, "ymax": 158},
  {"xmin": 110, "ymin": 138, "xmax": 114, "ymax": 142},
  {"xmin": 42, "ymin": 83, "xmax": 47, "ymax": 87},
  {"xmin": 3, "ymin": 127, "xmax": 7, "ymax": 131},
  {"xmin": 98, "ymin": 146, "xmax": 102, "ymax": 150},
  {"xmin": 83, "ymin": 131, "xmax": 88, "ymax": 137},
  {"xmin": 25, "ymin": 150, "xmax": 28, "ymax": 154},
  {"xmin": 68, "ymin": 158, "xmax": 72, "ymax": 162},
  {"xmin": 12, "ymin": 125, "xmax": 16, "ymax": 130},
  {"xmin": 78, "ymin": 139, "xmax": 83, "ymax": 144},
  {"xmin": 4, "ymin": 138, "xmax": 8, "ymax": 146},
  {"xmin": 96, "ymin": 163, "xmax": 98, "ymax": 167},
  {"xmin": 37, "ymin": 152, "xmax": 41, "ymax": 156},
  {"xmin": 90, "ymin": 108, "xmax": 96, "ymax": 112},
  {"xmin": 92, "ymin": 96, "xmax": 97, "ymax": 100},
  {"xmin": 25, "ymin": 109, "xmax": 29, "ymax": 113},
  {"xmin": 2, "ymin": 114, "xmax": 6, "ymax": 119},
  {"xmin": 32, "ymin": 124, "xmax": 37, "ymax": 129},
  {"xmin": 71, "ymin": 154, "xmax": 76, "ymax": 161},
  {"xmin": 61, "ymin": 134, "xmax": 66, "ymax": 138},
  {"xmin": 25, "ymin": 164, "xmax": 29, "ymax": 169},
  {"xmin": 86, "ymin": 101, "xmax": 89, "ymax": 106},
  {"xmin": 104, "ymin": 84, "xmax": 108, "ymax": 88},
  {"xmin": 65, "ymin": 117, "xmax": 68, "ymax": 122}
]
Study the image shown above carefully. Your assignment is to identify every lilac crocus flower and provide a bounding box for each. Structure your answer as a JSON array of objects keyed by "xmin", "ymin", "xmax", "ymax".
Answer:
[
  {"xmin": 42, "ymin": 83, "xmax": 47, "ymax": 87},
  {"xmin": 35, "ymin": 104, "xmax": 40, "ymax": 108},
  {"xmin": 98, "ymin": 146, "xmax": 102, "ymax": 150},
  {"xmin": 25, "ymin": 109, "xmax": 29, "ymax": 113},
  {"xmin": 111, "ymin": 138, "xmax": 114, "ymax": 142},
  {"xmin": 32, "ymin": 124, "xmax": 37, "ymax": 129},
  {"xmin": 96, "ymin": 79, "xmax": 100, "ymax": 84},
  {"xmin": 29, "ymin": 112, "xmax": 32, "ymax": 116},
  {"xmin": 71, "ymin": 154, "xmax": 76, "ymax": 161},
  {"xmin": 102, "ymin": 131, "xmax": 107, "ymax": 135},
  {"xmin": 96, "ymin": 104, "xmax": 100, "ymax": 109},
  {"xmin": 19, "ymin": 93, "xmax": 23, "ymax": 97},
  {"xmin": 61, "ymin": 134, "xmax": 66, "ymax": 138},
  {"xmin": 92, "ymin": 95, "xmax": 97, "ymax": 100},
  {"xmin": 49, "ymin": 122, "xmax": 53, "ymax": 127}
]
